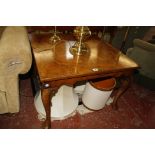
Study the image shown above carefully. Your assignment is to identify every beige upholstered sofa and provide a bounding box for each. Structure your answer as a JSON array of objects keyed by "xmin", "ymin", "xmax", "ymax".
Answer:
[
  {"xmin": 126, "ymin": 39, "xmax": 155, "ymax": 89},
  {"xmin": 0, "ymin": 26, "xmax": 32, "ymax": 114}
]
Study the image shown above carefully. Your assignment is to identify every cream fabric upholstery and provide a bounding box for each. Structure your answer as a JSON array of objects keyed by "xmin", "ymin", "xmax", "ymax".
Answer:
[{"xmin": 0, "ymin": 26, "xmax": 32, "ymax": 114}]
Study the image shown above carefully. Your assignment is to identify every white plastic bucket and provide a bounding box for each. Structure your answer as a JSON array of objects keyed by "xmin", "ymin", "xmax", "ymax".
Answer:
[{"xmin": 82, "ymin": 78, "xmax": 116, "ymax": 110}]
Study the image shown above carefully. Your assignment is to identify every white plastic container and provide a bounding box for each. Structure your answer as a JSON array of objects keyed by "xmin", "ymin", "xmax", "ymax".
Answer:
[
  {"xmin": 34, "ymin": 85, "xmax": 79, "ymax": 120},
  {"xmin": 82, "ymin": 78, "xmax": 116, "ymax": 110}
]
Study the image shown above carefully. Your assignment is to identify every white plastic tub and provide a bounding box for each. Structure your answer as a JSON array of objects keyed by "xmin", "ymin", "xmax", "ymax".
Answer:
[{"xmin": 82, "ymin": 78, "xmax": 116, "ymax": 110}]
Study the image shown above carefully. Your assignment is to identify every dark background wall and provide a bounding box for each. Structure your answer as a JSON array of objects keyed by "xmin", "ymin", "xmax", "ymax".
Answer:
[{"xmin": 111, "ymin": 26, "xmax": 153, "ymax": 53}]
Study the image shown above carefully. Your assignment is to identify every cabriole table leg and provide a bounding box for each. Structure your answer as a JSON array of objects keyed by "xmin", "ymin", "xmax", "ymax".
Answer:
[
  {"xmin": 112, "ymin": 76, "xmax": 132, "ymax": 110},
  {"xmin": 41, "ymin": 86, "xmax": 52, "ymax": 129}
]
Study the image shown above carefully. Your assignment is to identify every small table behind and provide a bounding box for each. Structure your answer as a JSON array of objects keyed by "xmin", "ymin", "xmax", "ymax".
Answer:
[{"xmin": 30, "ymin": 34, "xmax": 139, "ymax": 128}]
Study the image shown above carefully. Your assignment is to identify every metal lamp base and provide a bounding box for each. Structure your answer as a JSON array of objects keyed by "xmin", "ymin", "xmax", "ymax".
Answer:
[
  {"xmin": 49, "ymin": 34, "xmax": 61, "ymax": 44},
  {"xmin": 70, "ymin": 42, "xmax": 89, "ymax": 56}
]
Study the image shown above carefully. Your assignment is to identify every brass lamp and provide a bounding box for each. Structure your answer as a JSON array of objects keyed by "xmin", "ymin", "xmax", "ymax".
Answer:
[
  {"xmin": 49, "ymin": 26, "xmax": 61, "ymax": 44},
  {"xmin": 70, "ymin": 26, "xmax": 91, "ymax": 56}
]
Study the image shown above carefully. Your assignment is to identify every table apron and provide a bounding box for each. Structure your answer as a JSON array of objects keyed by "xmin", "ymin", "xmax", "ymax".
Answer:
[{"xmin": 41, "ymin": 69, "xmax": 134, "ymax": 89}]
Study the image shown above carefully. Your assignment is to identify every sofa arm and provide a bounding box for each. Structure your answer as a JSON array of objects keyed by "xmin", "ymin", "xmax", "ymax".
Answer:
[
  {"xmin": 134, "ymin": 39, "xmax": 155, "ymax": 52},
  {"xmin": 0, "ymin": 26, "xmax": 32, "ymax": 75},
  {"xmin": 18, "ymin": 47, "xmax": 32, "ymax": 75},
  {"xmin": 126, "ymin": 40, "xmax": 155, "ymax": 79}
]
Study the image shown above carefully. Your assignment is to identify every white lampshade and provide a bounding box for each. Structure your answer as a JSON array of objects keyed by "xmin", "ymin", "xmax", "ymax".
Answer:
[{"xmin": 34, "ymin": 85, "xmax": 79, "ymax": 120}]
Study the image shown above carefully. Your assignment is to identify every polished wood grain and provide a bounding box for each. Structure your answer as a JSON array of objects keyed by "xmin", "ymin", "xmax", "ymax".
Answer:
[{"xmin": 30, "ymin": 34, "xmax": 139, "ymax": 128}]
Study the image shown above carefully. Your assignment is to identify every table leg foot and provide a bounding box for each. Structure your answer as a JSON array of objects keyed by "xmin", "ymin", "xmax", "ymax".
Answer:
[
  {"xmin": 42, "ymin": 119, "xmax": 51, "ymax": 129},
  {"xmin": 41, "ymin": 87, "xmax": 52, "ymax": 129}
]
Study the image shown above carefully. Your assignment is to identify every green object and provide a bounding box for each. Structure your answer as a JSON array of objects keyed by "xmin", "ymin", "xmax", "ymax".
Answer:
[{"xmin": 126, "ymin": 39, "xmax": 155, "ymax": 90}]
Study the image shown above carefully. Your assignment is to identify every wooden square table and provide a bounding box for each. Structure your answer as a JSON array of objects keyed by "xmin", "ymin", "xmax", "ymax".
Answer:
[{"xmin": 30, "ymin": 34, "xmax": 139, "ymax": 128}]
